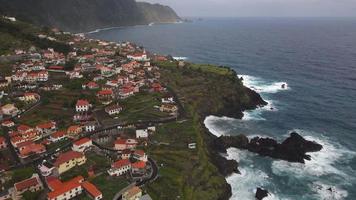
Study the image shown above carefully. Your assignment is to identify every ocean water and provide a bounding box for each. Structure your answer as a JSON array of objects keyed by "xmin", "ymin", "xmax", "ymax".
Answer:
[{"xmin": 88, "ymin": 18, "xmax": 356, "ymax": 200}]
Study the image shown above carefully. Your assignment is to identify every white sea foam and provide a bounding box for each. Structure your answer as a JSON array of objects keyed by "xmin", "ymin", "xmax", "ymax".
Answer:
[
  {"xmin": 225, "ymin": 148, "xmax": 283, "ymax": 200},
  {"xmin": 239, "ymin": 74, "xmax": 289, "ymax": 121},
  {"xmin": 311, "ymin": 182, "xmax": 348, "ymax": 200},
  {"xmin": 239, "ymin": 75, "xmax": 289, "ymax": 94},
  {"xmin": 204, "ymin": 115, "xmax": 236, "ymax": 137},
  {"xmin": 272, "ymin": 130, "xmax": 356, "ymax": 180},
  {"xmin": 173, "ymin": 56, "xmax": 188, "ymax": 60}
]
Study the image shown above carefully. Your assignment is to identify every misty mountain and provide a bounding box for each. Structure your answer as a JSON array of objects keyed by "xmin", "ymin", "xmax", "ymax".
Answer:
[{"xmin": 0, "ymin": 0, "xmax": 180, "ymax": 33}]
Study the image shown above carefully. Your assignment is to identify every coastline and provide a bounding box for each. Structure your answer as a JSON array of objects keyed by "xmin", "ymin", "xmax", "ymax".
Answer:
[{"xmin": 83, "ymin": 20, "xmax": 183, "ymax": 35}]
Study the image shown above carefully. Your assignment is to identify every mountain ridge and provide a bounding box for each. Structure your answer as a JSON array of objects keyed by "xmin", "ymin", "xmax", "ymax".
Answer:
[{"xmin": 0, "ymin": 0, "xmax": 181, "ymax": 33}]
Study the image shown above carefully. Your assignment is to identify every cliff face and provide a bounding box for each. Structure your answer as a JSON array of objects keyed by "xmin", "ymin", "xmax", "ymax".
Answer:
[
  {"xmin": 0, "ymin": 0, "xmax": 180, "ymax": 32},
  {"xmin": 137, "ymin": 2, "xmax": 181, "ymax": 23}
]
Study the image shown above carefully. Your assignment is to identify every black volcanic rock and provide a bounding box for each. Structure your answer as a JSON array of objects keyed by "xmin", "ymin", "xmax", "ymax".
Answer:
[
  {"xmin": 213, "ymin": 132, "xmax": 322, "ymax": 163},
  {"xmin": 247, "ymin": 132, "xmax": 322, "ymax": 163},
  {"xmin": 255, "ymin": 188, "xmax": 269, "ymax": 200}
]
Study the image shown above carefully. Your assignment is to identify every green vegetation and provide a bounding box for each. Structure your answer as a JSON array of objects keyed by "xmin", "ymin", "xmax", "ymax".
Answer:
[
  {"xmin": 101, "ymin": 92, "xmax": 170, "ymax": 126},
  {"xmin": 0, "ymin": 18, "xmax": 71, "ymax": 55},
  {"xmin": 11, "ymin": 167, "xmax": 36, "ymax": 183},
  {"xmin": 22, "ymin": 190, "xmax": 42, "ymax": 200},
  {"xmin": 61, "ymin": 152, "xmax": 111, "ymax": 181},
  {"xmin": 146, "ymin": 114, "xmax": 228, "ymax": 200},
  {"xmin": 144, "ymin": 62, "xmax": 263, "ymax": 200},
  {"xmin": 90, "ymin": 174, "xmax": 129, "ymax": 200}
]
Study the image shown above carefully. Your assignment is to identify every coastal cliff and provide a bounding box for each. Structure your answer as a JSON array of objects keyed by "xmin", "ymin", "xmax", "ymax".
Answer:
[
  {"xmin": 155, "ymin": 61, "xmax": 267, "ymax": 199},
  {"xmin": 0, "ymin": 0, "xmax": 181, "ymax": 32}
]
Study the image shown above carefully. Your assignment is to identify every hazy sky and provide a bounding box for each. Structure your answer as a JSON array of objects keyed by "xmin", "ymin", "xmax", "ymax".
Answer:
[{"xmin": 143, "ymin": 0, "xmax": 356, "ymax": 17}]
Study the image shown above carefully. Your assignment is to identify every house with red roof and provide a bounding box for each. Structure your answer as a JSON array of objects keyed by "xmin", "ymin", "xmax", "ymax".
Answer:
[
  {"xmin": 18, "ymin": 142, "xmax": 46, "ymax": 158},
  {"xmin": 105, "ymin": 104, "xmax": 123, "ymax": 116},
  {"xmin": 131, "ymin": 161, "xmax": 146, "ymax": 174},
  {"xmin": 36, "ymin": 121, "xmax": 57, "ymax": 135},
  {"xmin": 151, "ymin": 82, "xmax": 163, "ymax": 92},
  {"xmin": 47, "ymin": 176, "xmax": 84, "ymax": 200},
  {"xmin": 127, "ymin": 50, "xmax": 148, "ymax": 61},
  {"xmin": 50, "ymin": 130, "xmax": 67, "ymax": 142},
  {"xmin": 107, "ymin": 159, "xmax": 131, "ymax": 176},
  {"xmin": 1, "ymin": 120, "xmax": 15, "ymax": 128},
  {"xmin": 82, "ymin": 181, "xmax": 103, "ymax": 200},
  {"xmin": 85, "ymin": 81, "xmax": 99, "ymax": 90},
  {"xmin": 114, "ymin": 138, "xmax": 138, "ymax": 151},
  {"xmin": 72, "ymin": 137, "xmax": 92, "ymax": 152},
  {"xmin": 54, "ymin": 151, "xmax": 86, "ymax": 174},
  {"xmin": 14, "ymin": 174, "xmax": 43, "ymax": 195},
  {"xmin": 133, "ymin": 150, "xmax": 148, "ymax": 162},
  {"xmin": 67, "ymin": 125, "xmax": 83, "ymax": 136},
  {"xmin": 76, "ymin": 99, "xmax": 91, "ymax": 112},
  {"xmin": 0, "ymin": 136, "xmax": 7, "ymax": 149}
]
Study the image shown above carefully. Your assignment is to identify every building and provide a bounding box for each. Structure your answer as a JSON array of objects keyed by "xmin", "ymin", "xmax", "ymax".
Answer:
[
  {"xmin": 135, "ymin": 129, "xmax": 148, "ymax": 139},
  {"xmin": 161, "ymin": 95, "xmax": 174, "ymax": 104},
  {"xmin": 47, "ymin": 176, "xmax": 84, "ymax": 200},
  {"xmin": 107, "ymin": 159, "xmax": 131, "ymax": 176},
  {"xmin": 67, "ymin": 125, "xmax": 83, "ymax": 136},
  {"xmin": 122, "ymin": 186, "xmax": 142, "ymax": 200},
  {"xmin": 84, "ymin": 121, "xmax": 96, "ymax": 132},
  {"xmin": 82, "ymin": 181, "xmax": 103, "ymax": 200},
  {"xmin": 38, "ymin": 161, "xmax": 55, "ymax": 177},
  {"xmin": 1, "ymin": 120, "xmax": 15, "ymax": 128},
  {"xmin": 131, "ymin": 161, "xmax": 146, "ymax": 174},
  {"xmin": 54, "ymin": 151, "xmax": 86, "ymax": 174},
  {"xmin": 133, "ymin": 150, "xmax": 148, "ymax": 162},
  {"xmin": 1, "ymin": 104, "xmax": 19, "ymax": 116},
  {"xmin": 20, "ymin": 92, "xmax": 39, "ymax": 102},
  {"xmin": 105, "ymin": 104, "xmax": 123, "ymax": 115},
  {"xmin": 160, "ymin": 104, "xmax": 178, "ymax": 113},
  {"xmin": 19, "ymin": 143, "xmax": 46, "ymax": 158},
  {"xmin": 72, "ymin": 138, "xmax": 92, "ymax": 152},
  {"xmin": 36, "ymin": 121, "xmax": 57, "ymax": 135},
  {"xmin": 0, "ymin": 136, "xmax": 7, "ymax": 149},
  {"xmin": 14, "ymin": 174, "xmax": 43, "ymax": 194},
  {"xmin": 127, "ymin": 51, "xmax": 148, "ymax": 61},
  {"xmin": 76, "ymin": 99, "xmax": 90, "ymax": 112},
  {"xmin": 114, "ymin": 138, "xmax": 138, "ymax": 151},
  {"xmin": 50, "ymin": 130, "xmax": 67, "ymax": 142}
]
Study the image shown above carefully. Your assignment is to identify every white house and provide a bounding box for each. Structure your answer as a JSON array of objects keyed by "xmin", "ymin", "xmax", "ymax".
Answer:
[
  {"xmin": 84, "ymin": 122, "xmax": 96, "ymax": 132},
  {"xmin": 72, "ymin": 137, "xmax": 92, "ymax": 152},
  {"xmin": 105, "ymin": 104, "xmax": 123, "ymax": 116},
  {"xmin": 107, "ymin": 159, "xmax": 131, "ymax": 176},
  {"xmin": 76, "ymin": 99, "xmax": 90, "ymax": 112},
  {"xmin": 38, "ymin": 161, "xmax": 55, "ymax": 177},
  {"xmin": 136, "ymin": 129, "xmax": 148, "ymax": 139}
]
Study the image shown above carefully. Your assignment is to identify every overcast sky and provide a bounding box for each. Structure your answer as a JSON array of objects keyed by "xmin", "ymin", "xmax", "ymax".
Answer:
[{"xmin": 143, "ymin": 0, "xmax": 356, "ymax": 17}]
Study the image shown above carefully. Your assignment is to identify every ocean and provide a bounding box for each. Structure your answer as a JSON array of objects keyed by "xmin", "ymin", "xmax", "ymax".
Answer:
[{"xmin": 88, "ymin": 18, "xmax": 356, "ymax": 200}]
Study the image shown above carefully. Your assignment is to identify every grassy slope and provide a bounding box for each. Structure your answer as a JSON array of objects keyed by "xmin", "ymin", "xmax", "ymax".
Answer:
[{"xmin": 143, "ymin": 61, "xmax": 261, "ymax": 200}]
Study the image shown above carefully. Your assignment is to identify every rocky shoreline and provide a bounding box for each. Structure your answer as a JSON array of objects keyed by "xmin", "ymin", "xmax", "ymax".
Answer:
[{"xmin": 202, "ymin": 86, "xmax": 323, "ymax": 200}]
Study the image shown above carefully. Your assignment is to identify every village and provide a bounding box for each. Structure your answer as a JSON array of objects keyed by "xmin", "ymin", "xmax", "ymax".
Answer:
[{"xmin": 0, "ymin": 27, "xmax": 184, "ymax": 200}]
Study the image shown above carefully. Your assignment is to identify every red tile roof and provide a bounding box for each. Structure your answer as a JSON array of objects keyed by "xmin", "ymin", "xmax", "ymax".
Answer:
[
  {"xmin": 73, "ymin": 137, "xmax": 91, "ymax": 146},
  {"xmin": 47, "ymin": 176, "xmax": 84, "ymax": 200},
  {"xmin": 0, "ymin": 136, "xmax": 6, "ymax": 144},
  {"xmin": 82, "ymin": 181, "xmax": 102, "ymax": 198},
  {"xmin": 76, "ymin": 99, "xmax": 89, "ymax": 107},
  {"xmin": 37, "ymin": 121, "xmax": 55, "ymax": 129},
  {"xmin": 14, "ymin": 177, "xmax": 40, "ymax": 192},
  {"xmin": 97, "ymin": 89, "xmax": 113, "ymax": 96},
  {"xmin": 54, "ymin": 151, "xmax": 84, "ymax": 167},
  {"xmin": 17, "ymin": 124, "xmax": 32, "ymax": 132},
  {"xmin": 46, "ymin": 177, "xmax": 62, "ymax": 191},
  {"xmin": 132, "ymin": 161, "xmax": 146, "ymax": 169},
  {"xmin": 51, "ymin": 130, "xmax": 67, "ymax": 139},
  {"xmin": 115, "ymin": 139, "xmax": 126, "ymax": 145},
  {"xmin": 134, "ymin": 150, "xmax": 145, "ymax": 157},
  {"xmin": 112, "ymin": 159, "xmax": 131, "ymax": 168}
]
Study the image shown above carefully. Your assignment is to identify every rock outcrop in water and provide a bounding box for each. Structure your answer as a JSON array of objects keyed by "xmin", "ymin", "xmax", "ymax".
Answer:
[
  {"xmin": 255, "ymin": 188, "xmax": 269, "ymax": 200},
  {"xmin": 212, "ymin": 132, "xmax": 323, "ymax": 163}
]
